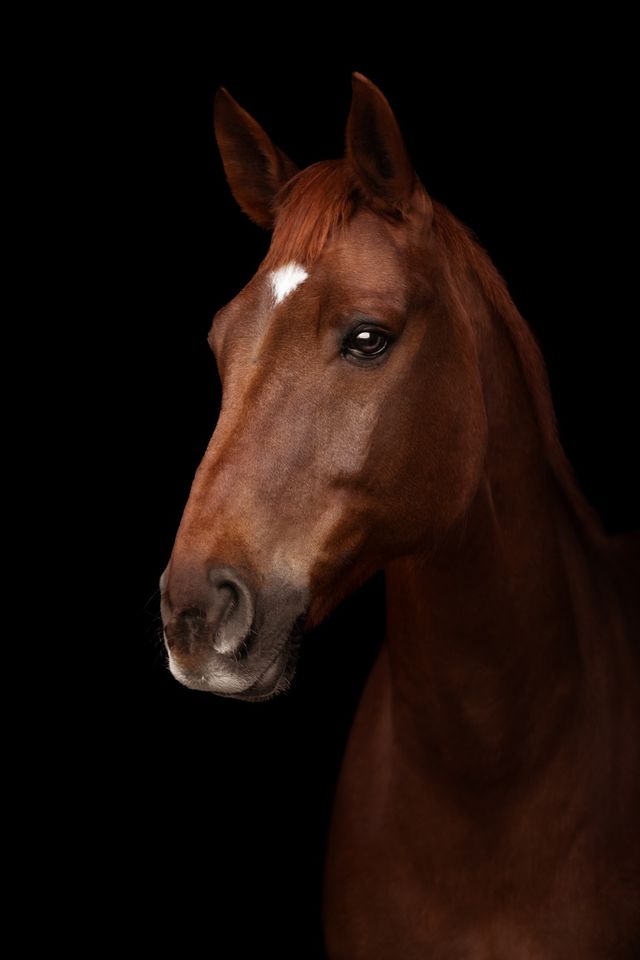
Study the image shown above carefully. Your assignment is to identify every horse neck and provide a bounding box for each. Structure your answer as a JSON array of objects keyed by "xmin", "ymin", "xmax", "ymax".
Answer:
[{"xmin": 384, "ymin": 274, "xmax": 609, "ymax": 787}]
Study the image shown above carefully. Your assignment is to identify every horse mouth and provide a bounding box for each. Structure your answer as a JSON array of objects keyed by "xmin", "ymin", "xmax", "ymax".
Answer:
[{"xmin": 166, "ymin": 609, "xmax": 306, "ymax": 701}]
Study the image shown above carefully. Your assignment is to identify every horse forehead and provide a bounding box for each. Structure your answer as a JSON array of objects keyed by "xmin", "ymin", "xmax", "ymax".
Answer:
[
  {"xmin": 227, "ymin": 210, "xmax": 406, "ymax": 322},
  {"xmin": 269, "ymin": 263, "xmax": 309, "ymax": 304},
  {"xmin": 326, "ymin": 212, "xmax": 407, "ymax": 288}
]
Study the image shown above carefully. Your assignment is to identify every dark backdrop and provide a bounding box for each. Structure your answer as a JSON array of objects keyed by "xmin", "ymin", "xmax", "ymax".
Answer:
[{"xmin": 107, "ymin": 33, "xmax": 637, "ymax": 958}]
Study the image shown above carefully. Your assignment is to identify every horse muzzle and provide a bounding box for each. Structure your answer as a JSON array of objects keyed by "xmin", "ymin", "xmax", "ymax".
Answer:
[{"xmin": 160, "ymin": 564, "xmax": 309, "ymax": 701}]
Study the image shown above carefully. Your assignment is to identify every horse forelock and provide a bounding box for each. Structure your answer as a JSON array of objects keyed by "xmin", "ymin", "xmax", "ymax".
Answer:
[{"xmin": 263, "ymin": 160, "xmax": 357, "ymax": 270}]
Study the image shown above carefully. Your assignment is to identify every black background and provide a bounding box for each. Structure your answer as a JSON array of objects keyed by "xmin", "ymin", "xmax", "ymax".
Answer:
[{"xmin": 102, "ymin": 29, "xmax": 637, "ymax": 957}]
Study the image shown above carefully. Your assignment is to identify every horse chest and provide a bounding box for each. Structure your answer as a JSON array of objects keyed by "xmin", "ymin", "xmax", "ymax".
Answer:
[
  {"xmin": 325, "ymin": 775, "xmax": 636, "ymax": 959},
  {"xmin": 323, "ymin": 654, "xmax": 639, "ymax": 959}
]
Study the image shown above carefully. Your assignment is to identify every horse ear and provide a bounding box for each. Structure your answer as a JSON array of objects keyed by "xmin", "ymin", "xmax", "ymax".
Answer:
[
  {"xmin": 346, "ymin": 73, "xmax": 424, "ymax": 217},
  {"xmin": 214, "ymin": 88, "xmax": 299, "ymax": 229}
]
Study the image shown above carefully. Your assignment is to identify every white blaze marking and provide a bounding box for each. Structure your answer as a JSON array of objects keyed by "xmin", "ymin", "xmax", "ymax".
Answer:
[{"xmin": 270, "ymin": 262, "xmax": 309, "ymax": 304}]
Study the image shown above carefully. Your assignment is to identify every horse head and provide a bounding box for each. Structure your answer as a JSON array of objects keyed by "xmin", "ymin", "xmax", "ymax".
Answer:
[{"xmin": 161, "ymin": 76, "xmax": 486, "ymax": 699}]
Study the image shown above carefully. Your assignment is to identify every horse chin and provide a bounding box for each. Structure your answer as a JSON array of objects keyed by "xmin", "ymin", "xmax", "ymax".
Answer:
[{"xmin": 232, "ymin": 642, "xmax": 300, "ymax": 702}]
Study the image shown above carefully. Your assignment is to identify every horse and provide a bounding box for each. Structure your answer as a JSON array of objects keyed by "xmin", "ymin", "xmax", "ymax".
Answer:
[{"xmin": 160, "ymin": 74, "xmax": 640, "ymax": 958}]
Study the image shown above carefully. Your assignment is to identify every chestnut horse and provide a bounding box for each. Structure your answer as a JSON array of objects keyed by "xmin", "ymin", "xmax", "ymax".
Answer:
[{"xmin": 160, "ymin": 75, "xmax": 639, "ymax": 957}]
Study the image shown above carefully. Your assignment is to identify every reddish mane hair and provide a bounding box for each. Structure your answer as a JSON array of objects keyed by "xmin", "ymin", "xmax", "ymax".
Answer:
[
  {"xmin": 263, "ymin": 161, "xmax": 356, "ymax": 270},
  {"xmin": 434, "ymin": 207, "xmax": 605, "ymax": 542}
]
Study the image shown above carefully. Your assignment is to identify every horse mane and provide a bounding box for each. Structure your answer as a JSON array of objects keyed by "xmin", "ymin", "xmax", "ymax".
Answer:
[
  {"xmin": 263, "ymin": 159, "xmax": 604, "ymax": 543},
  {"xmin": 434, "ymin": 206, "xmax": 604, "ymax": 542}
]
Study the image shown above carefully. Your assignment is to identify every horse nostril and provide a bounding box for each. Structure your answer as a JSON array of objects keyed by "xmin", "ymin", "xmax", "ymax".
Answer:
[
  {"xmin": 164, "ymin": 567, "xmax": 255, "ymax": 661},
  {"xmin": 217, "ymin": 581, "xmax": 239, "ymax": 616},
  {"xmin": 208, "ymin": 567, "xmax": 255, "ymax": 658}
]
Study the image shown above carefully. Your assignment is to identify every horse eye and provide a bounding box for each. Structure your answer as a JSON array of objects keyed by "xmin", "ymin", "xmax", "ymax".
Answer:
[{"xmin": 343, "ymin": 326, "xmax": 392, "ymax": 361}]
